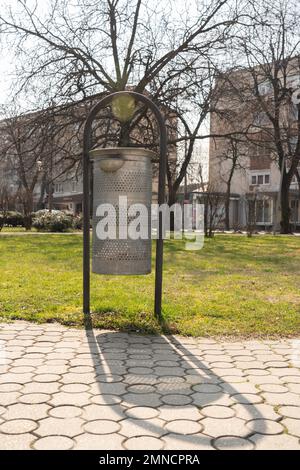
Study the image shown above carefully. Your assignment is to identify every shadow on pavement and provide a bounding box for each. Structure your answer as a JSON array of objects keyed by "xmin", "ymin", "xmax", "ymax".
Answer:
[{"xmin": 84, "ymin": 315, "xmax": 265, "ymax": 449}]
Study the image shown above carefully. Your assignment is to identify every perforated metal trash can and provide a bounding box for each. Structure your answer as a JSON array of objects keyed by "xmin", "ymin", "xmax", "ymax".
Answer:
[{"xmin": 89, "ymin": 147, "xmax": 154, "ymax": 275}]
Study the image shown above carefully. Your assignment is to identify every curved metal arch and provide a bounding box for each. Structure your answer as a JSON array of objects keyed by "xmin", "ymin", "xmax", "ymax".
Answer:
[{"xmin": 82, "ymin": 91, "xmax": 167, "ymax": 317}]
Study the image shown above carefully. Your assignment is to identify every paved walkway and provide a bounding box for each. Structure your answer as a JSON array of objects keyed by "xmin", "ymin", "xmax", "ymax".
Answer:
[{"xmin": 1, "ymin": 321, "xmax": 300, "ymax": 450}]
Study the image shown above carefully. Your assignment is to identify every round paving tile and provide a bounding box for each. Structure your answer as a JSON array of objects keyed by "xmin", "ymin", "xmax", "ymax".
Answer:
[
  {"xmin": 200, "ymin": 405, "xmax": 235, "ymax": 419},
  {"xmin": 96, "ymin": 375, "xmax": 122, "ymax": 383},
  {"xmin": 33, "ymin": 374, "xmax": 61, "ymax": 383},
  {"xmin": 68, "ymin": 366, "xmax": 94, "ymax": 374},
  {"xmin": 125, "ymin": 406, "xmax": 159, "ymax": 420},
  {"xmin": 49, "ymin": 406, "xmax": 82, "ymax": 418},
  {"xmin": 83, "ymin": 419, "xmax": 120, "ymax": 435},
  {"xmin": 128, "ymin": 367, "xmax": 154, "ymax": 375},
  {"xmin": 246, "ymin": 419, "xmax": 284, "ymax": 435},
  {"xmin": 19, "ymin": 393, "xmax": 51, "ymax": 404},
  {"xmin": 278, "ymin": 406, "xmax": 300, "ymax": 419},
  {"xmin": 0, "ymin": 383, "xmax": 22, "ymax": 392},
  {"xmin": 258, "ymin": 384, "xmax": 289, "ymax": 393},
  {"xmin": 159, "ymin": 376, "xmax": 185, "ymax": 384},
  {"xmin": 60, "ymin": 383, "xmax": 90, "ymax": 393},
  {"xmin": 91, "ymin": 394, "xmax": 122, "ymax": 405},
  {"xmin": 165, "ymin": 420, "xmax": 203, "ymax": 435},
  {"xmin": 9, "ymin": 366, "xmax": 35, "ymax": 374},
  {"xmin": 0, "ymin": 419, "xmax": 37, "ymax": 434},
  {"xmin": 192, "ymin": 384, "xmax": 222, "ymax": 394},
  {"xmin": 213, "ymin": 436, "xmax": 254, "ymax": 450},
  {"xmin": 161, "ymin": 394, "xmax": 192, "ymax": 406},
  {"xmin": 124, "ymin": 436, "xmax": 164, "ymax": 450},
  {"xmin": 33, "ymin": 435, "xmax": 74, "ymax": 450},
  {"xmin": 231, "ymin": 393, "xmax": 263, "ymax": 404},
  {"xmin": 127, "ymin": 384, "xmax": 156, "ymax": 394}
]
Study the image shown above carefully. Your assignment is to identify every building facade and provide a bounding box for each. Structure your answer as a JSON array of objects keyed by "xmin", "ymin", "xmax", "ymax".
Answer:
[
  {"xmin": 0, "ymin": 93, "xmax": 176, "ymax": 215},
  {"xmin": 209, "ymin": 58, "xmax": 300, "ymax": 231}
]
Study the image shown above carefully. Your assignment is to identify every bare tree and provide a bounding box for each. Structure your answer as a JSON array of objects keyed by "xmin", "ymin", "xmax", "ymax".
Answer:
[
  {"xmin": 0, "ymin": 0, "xmax": 242, "ymax": 196},
  {"xmin": 218, "ymin": 137, "xmax": 247, "ymax": 230},
  {"xmin": 219, "ymin": 0, "xmax": 300, "ymax": 233}
]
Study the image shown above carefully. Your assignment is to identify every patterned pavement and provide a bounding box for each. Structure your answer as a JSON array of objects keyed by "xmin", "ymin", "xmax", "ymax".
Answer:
[{"xmin": 1, "ymin": 321, "xmax": 300, "ymax": 450}]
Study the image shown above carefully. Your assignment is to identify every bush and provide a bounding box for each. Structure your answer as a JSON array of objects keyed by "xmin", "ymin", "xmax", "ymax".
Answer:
[
  {"xmin": 0, "ymin": 211, "xmax": 24, "ymax": 227},
  {"xmin": 32, "ymin": 211, "xmax": 74, "ymax": 232},
  {"xmin": 73, "ymin": 214, "xmax": 83, "ymax": 230}
]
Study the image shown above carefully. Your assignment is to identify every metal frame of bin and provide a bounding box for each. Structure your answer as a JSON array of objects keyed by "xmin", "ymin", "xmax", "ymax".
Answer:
[{"xmin": 82, "ymin": 91, "xmax": 167, "ymax": 318}]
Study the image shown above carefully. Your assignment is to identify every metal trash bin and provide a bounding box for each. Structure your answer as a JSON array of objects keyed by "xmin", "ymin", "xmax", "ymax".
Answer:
[{"xmin": 89, "ymin": 147, "xmax": 154, "ymax": 275}]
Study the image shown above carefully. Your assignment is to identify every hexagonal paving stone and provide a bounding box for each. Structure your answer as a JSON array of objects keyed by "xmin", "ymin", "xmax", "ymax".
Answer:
[
  {"xmin": 120, "ymin": 417, "xmax": 166, "ymax": 438},
  {"xmin": 0, "ymin": 433, "xmax": 35, "ymax": 450},
  {"xmin": 2, "ymin": 403, "xmax": 50, "ymax": 421},
  {"xmin": 83, "ymin": 404, "xmax": 126, "ymax": 422},
  {"xmin": 50, "ymin": 392, "xmax": 91, "ymax": 407},
  {"xmin": 250, "ymin": 433, "xmax": 300, "ymax": 450},
  {"xmin": 36, "ymin": 417, "xmax": 84, "ymax": 438},
  {"xmin": 163, "ymin": 433, "xmax": 213, "ymax": 450},
  {"xmin": 74, "ymin": 433, "xmax": 124, "ymax": 450},
  {"xmin": 201, "ymin": 417, "xmax": 249, "ymax": 438},
  {"xmin": 281, "ymin": 418, "xmax": 300, "ymax": 437}
]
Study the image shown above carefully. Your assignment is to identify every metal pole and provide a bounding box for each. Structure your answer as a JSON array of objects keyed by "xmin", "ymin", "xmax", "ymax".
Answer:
[{"xmin": 82, "ymin": 91, "xmax": 167, "ymax": 317}]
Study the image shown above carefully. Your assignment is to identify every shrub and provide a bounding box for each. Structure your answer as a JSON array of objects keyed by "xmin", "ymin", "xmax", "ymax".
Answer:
[
  {"xmin": 0, "ymin": 211, "xmax": 24, "ymax": 227},
  {"xmin": 73, "ymin": 214, "xmax": 83, "ymax": 230},
  {"xmin": 32, "ymin": 211, "xmax": 73, "ymax": 232}
]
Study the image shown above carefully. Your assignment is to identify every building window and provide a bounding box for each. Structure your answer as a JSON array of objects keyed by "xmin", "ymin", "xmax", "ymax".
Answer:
[
  {"xmin": 250, "ymin": 173, "xmax": 270, "ymax": 186},
  {"xmin": 257, "ymin": 175, "xmax": 264, "ymax": 184},
  {"xmin": 256, "ymin": 198, "xmax": 272, "ymax": 224},
  {"xmin": 55, "ymin": 183, "xmax": 64, "ymax": 193}
]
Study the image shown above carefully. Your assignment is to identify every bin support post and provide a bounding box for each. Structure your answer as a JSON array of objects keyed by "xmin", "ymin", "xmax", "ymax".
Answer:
[{"xmin": 82, "ymin": 91, "xmax": 167, "ymax": 318}]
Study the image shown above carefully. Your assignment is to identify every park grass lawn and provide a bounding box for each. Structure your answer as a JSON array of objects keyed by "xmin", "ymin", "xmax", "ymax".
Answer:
[{"xmin": 0, "ymin": 233, "xmax": 299, "ymax": 337}]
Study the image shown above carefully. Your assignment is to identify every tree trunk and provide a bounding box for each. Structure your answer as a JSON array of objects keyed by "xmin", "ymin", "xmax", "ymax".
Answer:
[
  {"xmin": 23, "ymin": 191, "xmax": 33, "ymax": 230},
  {"xmin": 280, "ymin": 175, "xmax": 291, "ymax": 234},
  {"xmin": 224, "ymin": 184, "xmax": 230, "ymax": 231},
  {"xmin": 168, "ymin": 188, "xmax": 177, "ymax": 232}
]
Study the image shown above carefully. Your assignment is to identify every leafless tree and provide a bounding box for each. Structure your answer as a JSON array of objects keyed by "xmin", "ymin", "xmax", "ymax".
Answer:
[
  {"xmin": 218, "ymin": 137, "xmax": 247, "ymax": 229},
  {"xmin": 218, "ymin": 0, "xmax": 300, "ymax": 233},
  {"xmin": 198, "ymin": 162, "xmax": 225, "ymax": 236}
]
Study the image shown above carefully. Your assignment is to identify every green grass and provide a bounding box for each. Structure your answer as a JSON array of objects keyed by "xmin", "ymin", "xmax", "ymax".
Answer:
[{"xmin": 0, "ymin": 233, "xmax": 300, "ymax": 337}]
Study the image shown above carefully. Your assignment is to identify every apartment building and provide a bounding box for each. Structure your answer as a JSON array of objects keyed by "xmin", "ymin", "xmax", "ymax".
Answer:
[
  {"xmin": 209, "ymin": 57, "xmax": 300, "ymax": 230},
  {"xmin": 0, "ymin": 93, "xmax": 176, "ymax": 214}
]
